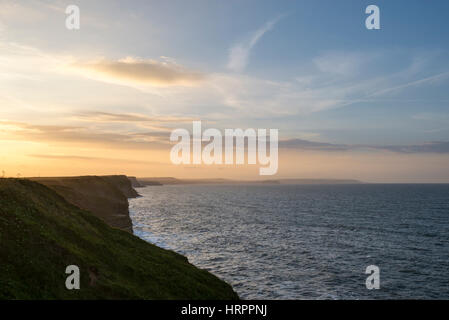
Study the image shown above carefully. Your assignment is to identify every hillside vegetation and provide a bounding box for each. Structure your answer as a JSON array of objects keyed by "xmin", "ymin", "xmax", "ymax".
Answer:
[
  {"xmin": 31, "ymin": 175, "xmax": 138, "ymax": 232},
  {"xmin": 0, "ymin": 179, "xmax": 239, "ymax": 299}
]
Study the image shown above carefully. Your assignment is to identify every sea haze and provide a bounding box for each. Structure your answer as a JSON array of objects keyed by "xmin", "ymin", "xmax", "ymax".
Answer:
[{"xmin": 129, "ymin": 184, "xmax": 449, "ymax": 299}]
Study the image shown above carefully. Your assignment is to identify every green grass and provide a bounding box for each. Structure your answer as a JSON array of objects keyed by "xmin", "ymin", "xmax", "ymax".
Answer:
[{"xmin": 0, "ymin": 179, "xmax": 239, "ymax": 300}]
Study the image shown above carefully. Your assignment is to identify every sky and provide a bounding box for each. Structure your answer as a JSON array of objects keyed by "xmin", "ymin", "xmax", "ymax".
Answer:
[{"xmin": 0, "ymin": 0, "xmax": 449, "ymax": 182}]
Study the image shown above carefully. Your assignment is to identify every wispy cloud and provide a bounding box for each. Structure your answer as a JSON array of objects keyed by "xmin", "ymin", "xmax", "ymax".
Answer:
[
  {"xmin": 280, "ymin": 138, "xmax": 449, "ymax": 154},
  {"xmin": 30, "ymin": 154, "xmax": 107, "ymax": 161},
  {"xmin": 280, "ymin": 139, "xmax": 349, "ymax": 151},
  {"xmin": 227, "ymin": 15, "xmax": 284, "ymax": 72},
  {"xmin": 379, "ymin": 141, "xmax": 449, "ymax": 154},
  {"xmin": 1, "ymin": 38, "xmax": 448, "ymax": 125},
  {"xmin": 75, "ymin": 111, "xmax": 195, "ymax": 125},
  {"xmin": 0, "ymin": 120, "xmax": 169, "ymax": 149},
  {"xmin": 368, "ymin": 71, "xmax": 449, "ymax": 97},
  {"xmin": 28, "ymin": 154, "xmax": 166, "ymax": 165},
  {"xmin": 313, "ymin": 51, "xmax": 376, "ymax": 76}
]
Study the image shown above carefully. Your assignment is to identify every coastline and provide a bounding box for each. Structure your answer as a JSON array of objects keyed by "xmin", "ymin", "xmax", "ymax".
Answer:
[
  {"xmin": 0, "ymin": 176, "xmax": 239, "ymax": 299},
  {"xmin": 31, "ymin": 175, "xmax": 137, "ymax": 233}
]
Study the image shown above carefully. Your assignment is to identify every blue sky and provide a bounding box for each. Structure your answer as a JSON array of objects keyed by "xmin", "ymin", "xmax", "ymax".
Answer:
[
  {"xmin": 35, "ymin": 0, "xmax": 449, "ymax": 144},
  {"xmin": 1, "ymin": 0, "xmax": 449, "ymax": 180}
]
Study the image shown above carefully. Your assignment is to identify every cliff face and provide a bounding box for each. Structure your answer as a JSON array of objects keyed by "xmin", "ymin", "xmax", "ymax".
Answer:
[
  {"xmin": 101, "ymin": 175, "xmax": 140, "ymax": 198},
  {"xmin": 0, "ymin": 179, "xmax": 239, "ymax": 299},
  {"xmin": 127, "ymin": 176, "xmax": 144, "ymax": 188},
  {"xmin": 31, "ymin": 175, "xmax": 138, "ymax": 232}
]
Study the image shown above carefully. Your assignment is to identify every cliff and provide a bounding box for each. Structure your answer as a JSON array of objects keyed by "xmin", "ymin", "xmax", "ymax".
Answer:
[
  {"xmin": 31, "ymin": 175, "xmax": 137, "ymax": 232},
  {"xmin": 127, "ymin": 176, "xmax": 144, "ymax": 188},
  {"xmin": 0, "ymin": 178, "xmax": 239, "ymax": 299}
]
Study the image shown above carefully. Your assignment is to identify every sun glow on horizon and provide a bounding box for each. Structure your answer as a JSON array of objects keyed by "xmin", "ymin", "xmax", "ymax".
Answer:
[{"xmin": 1, "ymin": 1, "xmax": 449, "ymax": 182}]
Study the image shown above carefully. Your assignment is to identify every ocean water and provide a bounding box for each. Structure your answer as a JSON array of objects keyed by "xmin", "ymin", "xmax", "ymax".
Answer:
[{"xmin": 129, "ymin": 184, "xmax": 449, "ymax": 299}]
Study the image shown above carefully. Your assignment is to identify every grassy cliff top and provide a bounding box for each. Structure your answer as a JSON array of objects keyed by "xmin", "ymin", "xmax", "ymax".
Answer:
[
  {"xmin": 0, "ymin": 178, "xmax": 238, "ymax": 300},
  {"xmin": 30, "ymin": 175, "xmax": 139, "ymax": 232}
]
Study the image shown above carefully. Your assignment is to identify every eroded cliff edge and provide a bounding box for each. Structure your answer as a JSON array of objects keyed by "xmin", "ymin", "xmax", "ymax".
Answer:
[{"xmin": 31, "ymin": 175, "xmax": 137, "ymax": 232}]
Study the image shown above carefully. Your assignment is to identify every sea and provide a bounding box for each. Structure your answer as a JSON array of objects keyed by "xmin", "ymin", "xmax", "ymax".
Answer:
[{"xmin": 129, "ymin": 184, "xmax": 449, "ymax": 299}]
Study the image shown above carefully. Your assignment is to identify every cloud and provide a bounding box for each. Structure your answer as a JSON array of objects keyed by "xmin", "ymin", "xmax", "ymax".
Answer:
[
  {"xmin": 227, "ymin": 16, "xmax": 283, "ymax": 72},
  {"xmin": 73, "ymin": 111, "xmax": 198, "ymax": 132},
  {"xmin": 0, "ymin": 120, "xmax": 82, "ymax": 132},
  {"xmin": 3, "ymin": 119, "xmax": 449, "ymax": 156},
  {"xmin": 280, "ymin": 138, "xmax": 449, "ymax": 154},
  {"xmin": 221, "ymin": 49, "xmax": 449, "ymax": 116},
  {"xmin": 380, "ymin": 141, "xmax": 449, "ymax": 154},
  {"xmin": 0, "ymin": 120, "xmax": 169, "ymax": 150},
  {"xmin": 280, "ymin": 139, "xmax": 350, "ymax": 151},
  {"xmin": 72, "ymin": 57, "xmax": 204, "ymax": 87},
  {"xmin": 368, "ymin": 71, "xmax": 449, "ymax": 97},
  {"xmin": 313, "ymin": 52, "xmax": 373, "ymax": 76},
  {"xmin": 1, "ymin": 39, "xmax": 448, "ymax": 124},
  {"xmin": 29, "ymin": 154, "xmax": 105, "ymax": 161},
  {"xmin": 28, "ymin": 154, "xmax": 166, "ymax": 165},
  {"xmin": 207, "ymin": 71, "xmax": 375, "ymax": 116},
  {"xmin": 75, "ymin": 111, "xmax": 195, "ymax": 125}
]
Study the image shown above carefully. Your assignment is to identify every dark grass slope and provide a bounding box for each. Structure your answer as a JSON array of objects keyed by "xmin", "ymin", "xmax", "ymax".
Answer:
[
  {"xmin": 0, "ymin": 179, "xmax": 239, "ymax": 300},
  {"xmin": 31, "ymin": 175, "xmax": 138, "ymax": 232}
]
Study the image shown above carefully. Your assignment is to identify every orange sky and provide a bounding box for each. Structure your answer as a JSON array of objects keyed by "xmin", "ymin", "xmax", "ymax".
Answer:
[{"xmin": 1, "ymin": 1, "xmax": 449, "ymax": 182}]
